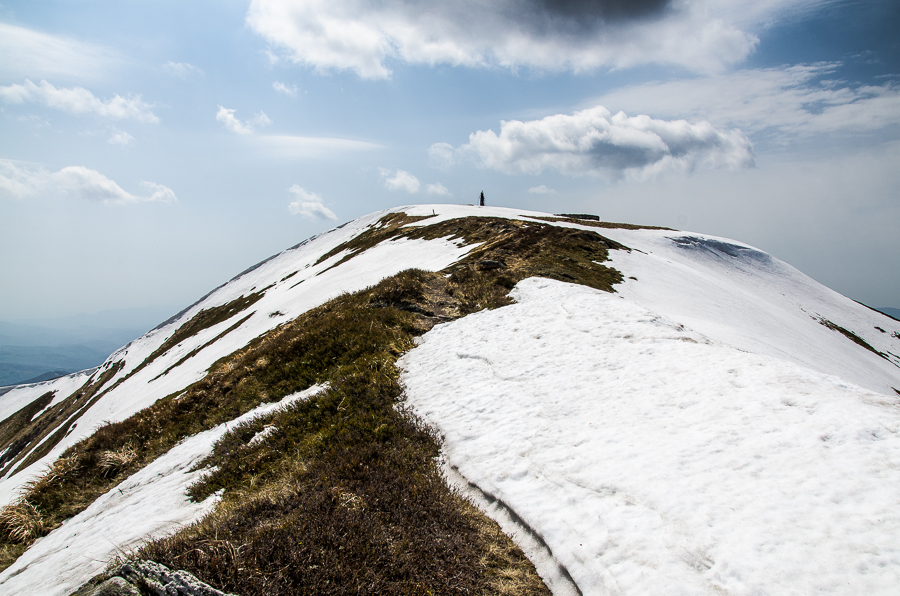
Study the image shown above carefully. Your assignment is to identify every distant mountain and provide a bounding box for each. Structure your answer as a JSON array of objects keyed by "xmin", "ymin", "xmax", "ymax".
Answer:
[
  {"xmin": 0, "ymin": 205, "xmax": 898, "ymax": 596},
  {"xmin": 0, "ymin": 363, "xmax": 69, "ymax": 388},
  {"xmin": 877, "ymin": 306, "xmax": 900, "ymax": 321},
  {"xmin": 0, "ymin": 307, "xmax": 177, "ymax": 387},
  {"xmin": 17, "ymin": 371, "xmax": 71, "ymax": 385}
]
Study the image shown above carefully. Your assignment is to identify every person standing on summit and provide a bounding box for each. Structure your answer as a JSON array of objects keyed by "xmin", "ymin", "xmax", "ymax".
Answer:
[{"xmin": 479, "ymin": 191, "xmax": 485, "ymax": 206}]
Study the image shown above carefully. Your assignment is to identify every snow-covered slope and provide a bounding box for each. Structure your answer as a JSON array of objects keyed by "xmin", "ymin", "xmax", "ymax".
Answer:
[
  {"xmin": 0, "ymin": 204, "xmax": 897, "ymax": 595},
  {"xmin": 0, "ymin": 207, "xmax": 480, "ymax": 504},
  {"xmin": 600, "ymin": 227, "xmax": 900, "ymax": 396},
  {"xmin": 401, "ymin": 277, "xmax": 900, "ymax": 595}
]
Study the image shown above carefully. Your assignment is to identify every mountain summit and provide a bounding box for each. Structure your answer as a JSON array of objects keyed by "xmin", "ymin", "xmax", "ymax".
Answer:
[{"xmin": 0, "ymin": 205, "xmax": 898, "ymax": 595}]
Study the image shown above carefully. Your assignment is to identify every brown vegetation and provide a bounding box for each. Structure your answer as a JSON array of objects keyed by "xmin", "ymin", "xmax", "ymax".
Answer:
[{"xmin": 2, "ymin": 213, "xmax": 627, "ymax": 593}]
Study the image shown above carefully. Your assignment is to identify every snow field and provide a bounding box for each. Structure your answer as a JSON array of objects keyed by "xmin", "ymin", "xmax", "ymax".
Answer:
[
  {"xmin": 1, "ymin": 203, "xmax": 897, "ymax": 594},
  {"xmin": 596, "ymin": 228, "xmax": 900, "ymax": 397},
  {"xmin": 0, "ymin": 370, "xmax": 94, "ymax": 425},
  {"xmin": 0, "ymin": 384, "xmax": 326, "ymax": 596},
  {"xmin": 400, "ymin": 277, "xmax": 900, "ymax": 595},
  {"xmin": 0, "ymin": 208, "xmax": 475, "ymax": 505}
]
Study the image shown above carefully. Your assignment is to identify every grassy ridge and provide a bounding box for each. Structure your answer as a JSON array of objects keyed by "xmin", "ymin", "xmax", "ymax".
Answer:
[{"xmin": 0, "ymin": 214, "xmax": 627, "ymax": 594}]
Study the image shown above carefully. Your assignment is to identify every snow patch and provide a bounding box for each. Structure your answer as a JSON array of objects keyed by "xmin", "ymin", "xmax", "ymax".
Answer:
[
  {"xmin": 401, "ymin": 277, "xmax": 900, "ymax": 595},
  {"xmin": 0, "ymin": 384, "xmax": 326, "ymax": 596}
]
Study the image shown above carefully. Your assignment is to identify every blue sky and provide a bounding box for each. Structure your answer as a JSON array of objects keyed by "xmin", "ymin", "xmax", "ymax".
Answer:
[{"xmin": 1, "ymin": 0, "xmax": 898, "ymax": 320}]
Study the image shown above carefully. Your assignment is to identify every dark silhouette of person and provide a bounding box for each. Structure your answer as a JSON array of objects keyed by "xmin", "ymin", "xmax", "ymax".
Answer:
[{"xmin": 479, "ymin": 191, "xmax": 485, "ymax": 206}]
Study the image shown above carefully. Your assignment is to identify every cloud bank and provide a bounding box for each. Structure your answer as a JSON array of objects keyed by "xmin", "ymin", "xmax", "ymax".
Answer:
[
  {"xmin": 287, "ymin": 185, "xmax": 337, "ymax": 219},
  {"xmin": 0, "ymin": 80, "xmax": 158, "ymax": 123},
  {"xmin": 436, "ymin": 106, "xmax": 753, "ymax": 179},
  {"xmin": 593, "ymin": 63, "xmax": 900, "ymax": 140},
  {"xmin": 245, "ymin": 0, "xmax": 825, "ymax": 78},
  {"xmin": 0, "ymin": 160, "xmax": 176, "ymax": 205}
]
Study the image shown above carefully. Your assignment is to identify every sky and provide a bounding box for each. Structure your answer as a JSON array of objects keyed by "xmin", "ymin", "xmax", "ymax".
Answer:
[{"xmin": 1, "ymin": 0, "xmax": 898, "ymax": 321}]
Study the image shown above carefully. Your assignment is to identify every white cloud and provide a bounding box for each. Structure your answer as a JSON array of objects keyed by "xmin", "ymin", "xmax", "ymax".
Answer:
[
  {"xmin": 108, "ymin": 131, "xmax": 135, "ymax": 146},
  {"xmin": 0, "ymin": 160, "xmax": 47, "ymax": 200},
  {"xmin": 17, "ymin": 114, "xmax": 50, "ymax": 129},
  {"xmin": 163, "ymin": 61, "xmax": 203, "ymax": 79},
  {"xmin": 272, "ymin": 81, "xmax": 299, "ymax": 97},
  {"xmin": 136, "ymin": 180, "xmax": 178, "ymax": 204},
  {"xmin": 380, "ymin": 168, "xmax": 421, "ymax": 193},
  {"xmin": 0, "ymin": 80, "xmax": 158, "ymax": 123},
  {"xmin": 216, "ymin": 106, "xmax": 272, "ymax": 134},
  {"xmin": 287, "ymin": 185, "xmax": 337, "ymax": 220},
  {"xmin": 245, "ymin": 0, "xmax": 827, "ymax": 79},
  {"xmin": 0, "ymin": 22, "xmax": 120, "ymax": 82},
  {"xmin": 425, "ymin": 182, "xmax": 452, "ymax": 196},
  {"xmin": 528, "ymin": 185, "xmax": 557, "ymax": 194},
  {"xmin": 446, "ymin": 105, "xmax": 753, "ymax": 179},
  {"xmin": 0, "ymin": 160, "xmax": 176, "ymax": 205},
  {"xmin": 428, "ymin": 142, "xmax": 455, "ymax": 170},
  {"xmin": 593, "ymin": 64, "xmax": 900, "ymax": 141},
  {"xmin": 251, "ymin": 134, "xmax": 381, "ymax": 157}
]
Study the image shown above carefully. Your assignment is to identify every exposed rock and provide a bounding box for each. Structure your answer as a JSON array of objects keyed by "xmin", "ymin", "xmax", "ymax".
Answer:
[
  {"xmin": 74, "ymin": 560, "xmax": 240, "ymax": 596},
  {"xmin": 478, "ymin": 259, "xmax": 505, "ymax": 270},
  {"xmin": 73, "ymin": 576, "xmax": 140, "ymax": 596}
]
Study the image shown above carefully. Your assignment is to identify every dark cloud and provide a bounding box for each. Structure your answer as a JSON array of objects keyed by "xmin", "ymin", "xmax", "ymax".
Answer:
[{"xmin": 531, "ymin": 0, "xmax": 671, "ymax": 21}]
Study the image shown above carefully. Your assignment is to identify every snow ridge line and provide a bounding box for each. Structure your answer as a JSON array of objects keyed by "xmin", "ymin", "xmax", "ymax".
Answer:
[{"xmin": 444, "ymin": 463, "xmax": 583, "ymax": 596}]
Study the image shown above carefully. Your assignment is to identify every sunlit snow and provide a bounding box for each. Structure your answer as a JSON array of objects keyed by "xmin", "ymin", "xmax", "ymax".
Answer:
[
  {"xmin": 0, "ymin": 385, "xmax": 325, "ymax": 596},
  {"xmin": 0, "ymin": 205, "xmax": 897, "ymax": 595},
  {"xmin": 401, "ymin": 277, "xmax": 900, "ymax": 595}
]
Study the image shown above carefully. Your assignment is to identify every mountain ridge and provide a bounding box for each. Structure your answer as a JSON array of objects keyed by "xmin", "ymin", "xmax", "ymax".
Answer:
[{"xmin": 0, "ymin": 204, "xmax": 897, "ymax": 596}]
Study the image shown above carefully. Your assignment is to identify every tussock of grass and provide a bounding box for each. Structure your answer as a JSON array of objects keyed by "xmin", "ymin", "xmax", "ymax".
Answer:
[
  {"xmin": 97, "ymin": 445, "xmax": 137, "ymax": 477},
  {"xmin": 5, "ymin": 212, "xmax": 628, "ymax": 592},
  {"xmin": 0, "ymin": 500, "xmax": 43, "ymax": 543}
]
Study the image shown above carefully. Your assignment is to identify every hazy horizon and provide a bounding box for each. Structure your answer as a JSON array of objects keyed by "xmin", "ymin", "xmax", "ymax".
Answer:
[{"xmin": 2, "ymin": 0, "xmax": 898, "ymax": 320}]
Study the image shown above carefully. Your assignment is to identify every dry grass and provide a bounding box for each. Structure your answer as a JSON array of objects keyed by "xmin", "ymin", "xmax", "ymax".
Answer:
[
  {"xmin": 0, "ymin": 500, "xmax": 43, "ymax": 543},
  {"xmin": 97, "ymin": 445, "xmax": 137, "ymax": 477},
  {"xmin": 3, "ymin": 213, "xmax": 627, "ymax": 591}
]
